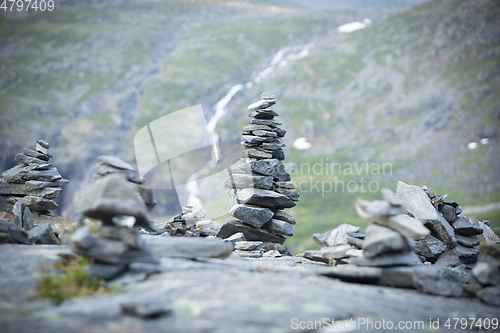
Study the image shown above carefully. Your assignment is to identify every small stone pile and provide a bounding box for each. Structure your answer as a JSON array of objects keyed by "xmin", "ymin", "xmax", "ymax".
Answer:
[
  {"xmin": 222, "ymin": 232, "xmax": 292, "ymax": 258},
  {"xmin": 218, "ymin": 93, "xmax": 299, "ymax": 247},
  {"xmin": 70, "ymin": 173, "xmax": 162, "ymax": 280},
  {"xmin": 351, "ymin": 188, "xmax": 430, "ymax": 267},
  {"xmin": 396, "ymin": 181, "xmax": 498, "ymax": 268},
  {"xmin": 0, "ymin": 140, "xmax": 68, "ymax": 213},
  {"xmin": 469, "ymin": 242, "xmax": 500, "ymax": 306},
  {"xmin": 158, "ymin": 205, "xmax": 221, "ymax": 237},
  {"xmin": 304, "ymin": 224, "xmax": 365, "ymax": 264}
]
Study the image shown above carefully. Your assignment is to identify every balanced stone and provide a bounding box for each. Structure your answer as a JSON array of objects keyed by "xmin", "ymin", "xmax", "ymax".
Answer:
[
  {"xmin": 252, "ymin": 130, "xmax": 278, "ymax": 137},
  {"xmin": 438, "ymin": 203, "xmax": 456, "ymax": 223},
  {"xmin": 249, "ymin": 109, "xmax": 280, "ymax": 119},
  {"xmin": 21, "ymin": 196, "xmax": 58, "ymax": 211},
  {"xmin": 363, "ymin": 224, "xmax": 415, "ymax": 259},
  {"xmin": 455, "ymin": 234, "xmax": 479, "ymax": 248},
  {"xmin": 22, "ymin": 148, "xmax": 50, "ymax": 161},
  {"xmin": 2, "ymin": 165, "xmax": 62, "ymax": 184},
  {"xmin": 14, "ymin": 153, "xmax": 47, "ymax": 165},
  {"xmin": 224, "ymin": 174, "xmax": 273, "ymax": 190},
  {"xmin": 234, "ymin": 188, "xmax": 296, "ymax": 209},
  {"xmin": 264, "ymin": 219, "xmax": 293, "ymax": 237},
  {"xmin": 229, "ymin": 204, "xmax": 273, "ymax": 229},
  {"xmin": 248, "ymin": 99, "xmax": 276, "ymax": 111},
  {"xmin": 217, "ymin": 220, "xmax": 285, "ymax": 244},
  {"xmin": 249, "ymin": 118, "xmax": 282, "ymax": 127},
  {"xmin": 35, "ymin": 143, "xmax": 52, "ymax": 158},
  {"xmin": 450, "ymin": 216, "xmax": 484, "ymax": 236},
  {"xmin": 261, "ymin": 92, "xmax": 275, "ymax": 100},
  {"xmin": 240, "ymin": 159, "xmax": 281, "ymax": 176},
  {"xmin": 272, "ymin": 210, "xmax": 295, "ymax": 225},
  {"xmin": 241, "ymin": 148, "xmax": 272, "ymax": 159}
]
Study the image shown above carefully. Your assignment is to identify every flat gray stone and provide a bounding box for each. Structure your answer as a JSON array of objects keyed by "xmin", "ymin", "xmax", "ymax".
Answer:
[
  {"xmin": 241, "ymin": 148, "xmax": 272, "ymax": 159},
  {"xmin": 273, "ymin": 187, "xmax": 299, "ymax": 201},
  {"xmin": 195, "ymin": 220, "xmax": 221, "ymax": 237},
  {"xmin": 222, "ymin": 232, "xmax": 246, "ymax": 244},
  {"xmin": 241, "ymin": 135, "xmax": 274, "ymax": 145},
  {"xmin": 396, "ymin": 181, "xmax": 456, "ymax": 247},
  {"xmin": 27, "ymin": 223, "xmax": 59, "ymax": 245},
  {"xmin": 272, "ymin": 210, "xmax": 295, "ymax": 225},
  {"xmin": 303, "ymin": 245, "xmax": 353, "ymax": 264},
  {"xmin": 217, "ymin": 220, "xmax": 285, "ymax": 244},
  {"xmin": 251, "ymin": 130, "xmax": 278, "ymax": 137},
  {"xmin": 0, "ymin": 180, "xmax": 62, "ymax": 199},
  {"xmin": 14, "ymin": 153, "xmax": 47, "ymax": 165},
  {"xmin": 243, "ymin": 124, "xmax": 273, "ymax": 132},
  {"xmin": 435, "ymin": 244, "xmax": 479, "ymax": 267},
  {"xmin": 415, "ymin": 234, "xmax": 447, "ymax": 262},
  {"xmin": 248, "ymin": 99, "xmax": 276, "ymax": 111},
  {"xmin": 456, "ymin": 234, "xmax": 479, "ymax": 248},
  {"xmin": 2, "ymin": 165, "xmax": 62, "ymax": 184},
  {"xmin": 363, "ymin": 224, "xmax": 415, "ymax": 259},
  {"xmin": 35, "ymin": 143, "xmax": 52, "ymax": 158},
  {"xmin": 234, "ymin": 241, "xmax": 263, "ymax": 251},
  {"xmin": 234, "ymin": 188, "xmax": 296, "ymax": 210},
  {"xmin": 229, "ymin": 204, "xmax": 273, "ymax": 229},
  {"xmin": 249, "ymin": 118, "xmax": 282, "ymax": 127},
  {"xmin": 224, "ymin": 174, "xmax": 273, "ymax": 190},
  {"xmin": 239, "ymin": 159, "xmax": 280, "ymax": 176},
  {"xmin": 364, "ymin": 199, "xmax": 406, "ymax": 217},
  {"xmin": 19, "ymin": 196, "xmax": 58, "ymax": 211},
  {"xmin": 450, "ymin": 216, "xmax": 484, "ymax": 236},
  {"xmin": 263, "ymin": 219, "xmax": 293, "ymax": 237},
  {"xmin": 22, "ymin": 147, "xmax": 50, "ymax": 161}
]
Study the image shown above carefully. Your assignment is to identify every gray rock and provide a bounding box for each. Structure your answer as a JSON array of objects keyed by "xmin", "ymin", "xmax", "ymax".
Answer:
[
  {"xmin": 2, "ymin": 165, "xmax": 62, "ymax": 184},
  {"xmin": 263, "ymin": 250, "xmax": 281, "ymax": 258},
  {"xmin": 304, "ymin": 245, "xmax": 354, "ymax": 264},
  {"xmin": 264, "ymin": 219, "xmax": 293, "ymax": 237},
  {"xmin": 272, "ymin": 127, "xmax": 286, "ymax": 137},
  {"xmin": 363, "ymin": 224, "xmax": 415, "ymax": 259},
  {"xmin": 395, "ymin": 181, "xmax": 456, "ymax": 247},
  {"xmin": 431, "ymin": 194, "xmax": 447, "ymax": 207},
  {"xmin": 456, "ymin": 234, "xmax": 479, "ymax": 248},
  {"xmin": 450, "ymin": 216, "xmax": 484, "ymax": 236},
  {"xmin": 121, "ymin": 299, "xmax": 171, "ymax": 318},
  {"xmin": 273, "ymin": 187, "xmax": 299, "ymax": 201},
  {"xmin": 350, "ymin": 251, "xmax": 421, "ymax": 267},
  {"xmin": 35, "ymin": 143, "xmax": 53, "ymax": 158},
  {"xmin": 195, "ymin": 220, "xmax": 221, "ymax": 237},
  {"xmin": 249, "ymin": 109, "xmax": 279, "ymax": 119},
  {"xmin": 0, "ymin": 180, "xmax": 62, "ymax": 199},
  {"xmin": 37, "ymin": 139, "xmax": 49, "ymax": 149},
  {"xmin": 251, "ymin": 129, "xmax": 278, "ymax": 137},
  {"xmin": 20, "ymin": 195, "xmax": 58, "ymax": 211},
  {"xmin": 243, "ymin": 124, "xmax": 273, "ymax": 132},
  {"xmin": 241, "ymin": 135, "xmax": 274, "ymax": 145},
  {"xmin": 78, "ymin": 174, "xmax": 161, "ymax": 233},
  {"xmin": 271, "ymin": 148, "xmax": 285, "ymax": 160},
  {"xmin": 435, "ymin": 244, "xmax": 479, "ymax": 267},
  {"xmin": 472, "ymin": 262, "xmax": 500, "ymax": 286},
  {"xmin": 469, "ymin": 218, "xmax": 500, "ymax": 244},
  {"xmin": 412, "ymin": 266, "xmax": 463, "ymax": 297},
  {"xmin": 239, "ymin": 159, "xmax": 280, "ymax": 176},
  {"xmin": 261, "ymin": 92, "xmax": 275, "ymax": 100},
  {"xmin": 272, "ymin": 210, "xmax": 295, "ymax": 225},
  {"xmin": 234, "ymin": 188, "xmax": 296, "ymax": 209},
  {"xmin": 217, "ymin": 220, "xmax": 285, "ymax": 244},
  {"xmin": 441, "ymin": 265, "xmax": 468, "ymax": 284},
  {"xmin": 319, "ymin": 265, "xmax": 382, "ymax": 284},
  {"xmin": 25, "ymin": 179, "xmax": 69, "ymax": 188},
  {"xmin": 14, "ymin": 153, "xmax": 47, "ymax": 165},
  {"xmin": 229, "ymin": 204, "xmax": 273, "ymax": 228},
  {"xmin": 415, "ymin": 234, "xmax": 447, "ymax": 262},
  {"xmin": 0, "ymin": 218, "xmax": 29, "ymax": 244},
  {"xmin": 88, "ymin": 260, "xmax": 128, "ymax": 280},
  {"xmin": 224, "ymin": 174, "xmax": 273, "ymax": 190},
  {"xmin": 248, "ymin": 99, "xmax": 276, "ymax": 111},
  {"xmin": 438, "ymin": 203, "xmax": 456, "ymax": 223},
  {"xmin": 346, "ymin": 236, "xmax": 364, "ymax": 249},
  {"xmin": 28, "ymin": 223, "xmax": 59, "ymax": 244},
  {"xmin": 476, "ymin": 286, "xmax": 500, "ymax": 307},
  {"xmin": 262, "ymin": 142, "xmax": 285, "ymax": 150},
  {"xmin": 325, "ymin": 224, "xmax": 360, "ymax": 247},
  {"xmin": 12, "ymin": 200, "xmax": 24, "ymax": 226},
  {"xmin": 223, "ymin": 232, "xmax": 246, "ymax": 244},
  {"xmin": 234, "ymin": 241, "xmax": 263, "ymax": 251},
  {"xmin": 22, "ymin": 206, "xmax": 34, "ymax": 231},
  {"xmin": 347, "ymin": 231, "xmax": 365, "ymax": 239},
  {"xmin": 241, "ymin": 148, "xmax": 272, "ymax": 159},
  {"xmin": 233, "ymin": 249, "xmax": 264, "ymax": 258},
  {"xmin": 249, "ymin": 118, "xmax": 282, "ymax": 127},
  {"xmin": 364, "ymin": 200, "xmax": 406, "ymax": 217},
  {"xmin": 144, "ymin": 235, "xmax": 233, "ymax": 259},
  {"xmin": 22, "ymin": 147, "xmax": 50, "ymax": 161}
]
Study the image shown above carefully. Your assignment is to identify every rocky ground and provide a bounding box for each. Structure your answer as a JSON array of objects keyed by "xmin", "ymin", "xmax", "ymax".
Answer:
[{"xmin": 1, "ymin": 242, "xmax": 499, "ymax": 333}]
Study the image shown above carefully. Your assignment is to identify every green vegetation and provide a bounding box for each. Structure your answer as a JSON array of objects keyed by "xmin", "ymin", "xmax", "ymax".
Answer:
[{"xmin": 31, "ymin": 256, "xmax": 121, "ymax": 304}]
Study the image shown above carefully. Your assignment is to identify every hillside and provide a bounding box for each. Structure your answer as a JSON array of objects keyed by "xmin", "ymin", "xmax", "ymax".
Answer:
[{"xmin": 1, "ymin": 0, "xmax": 499, "ymax": 253}]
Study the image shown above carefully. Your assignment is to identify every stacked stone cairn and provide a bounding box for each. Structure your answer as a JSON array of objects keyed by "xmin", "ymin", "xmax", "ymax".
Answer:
[
  {"xmin": 0, "ymin": 140, "xmax": 67, "ymax": 245},
  {"xmin": 158, "ymin": 205, "xmax": 221, "ymax": 237},
  {"xmin": 217, "ymin": 93, "xmax": 299, "ymax": 257},
  {"xmin": 0, "ymin": 140, "xmax": 68, "ymax": 213},
  {"xmin": 304, "ymin": 224, "xmax": 365, "ymax": 264},
  {"xmin": 396, "ymin": 181, "xmax": 498, "ymax": 268},
  {"xmin": 352, "ymin": 188, "xmax": 430, "ymax": 267},
  {"xmin": 69, "ymin": 157, "xmax": 164, "ymax": 280}
]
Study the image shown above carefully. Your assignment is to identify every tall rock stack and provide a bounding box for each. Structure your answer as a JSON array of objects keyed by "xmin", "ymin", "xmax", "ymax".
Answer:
[
  {"xmin": 0, "ymin": 140, "xmax": 68, "ymax": 213},
  {"xmin": 217, "ymin": 93, "xmax": 299, "ymax": 246}
]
